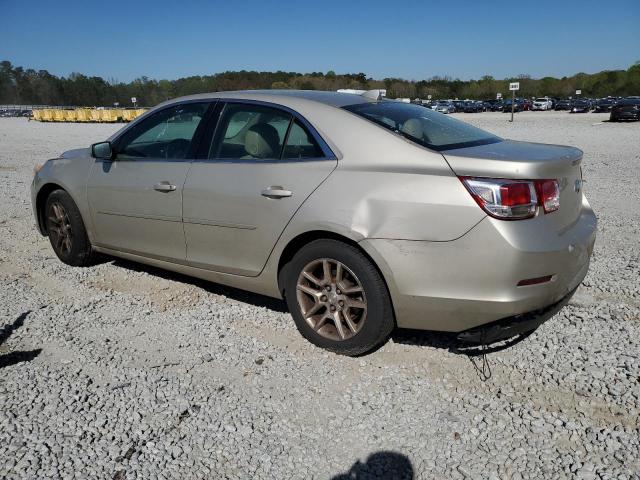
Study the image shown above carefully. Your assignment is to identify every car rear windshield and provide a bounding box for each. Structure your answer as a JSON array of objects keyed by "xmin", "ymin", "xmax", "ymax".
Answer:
[
  {"xmin": 343, "ymin": 101, "xmax": 501, "ymax": 151},
  {"xmin": 619, "ymin": 98, "xmax": 640, "ymax": 106}
]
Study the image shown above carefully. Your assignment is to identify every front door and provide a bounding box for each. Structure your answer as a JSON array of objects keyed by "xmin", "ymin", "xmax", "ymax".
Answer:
[
  {"xmin": 87, "ymin": 102, "xmax": 211, "ymax": 262},
  {"xmin": 183, "ymin": 102, "xmax": 337, "ymax": 276}
]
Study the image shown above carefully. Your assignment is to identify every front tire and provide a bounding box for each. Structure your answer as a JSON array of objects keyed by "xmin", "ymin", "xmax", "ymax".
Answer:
[
  {"xmin": 283, "ymin": 239, "xmax": 394, "ymax": 356},
  {"xmin": 44, "ymin": 189, "xmax": 95, "ymax": 267}
]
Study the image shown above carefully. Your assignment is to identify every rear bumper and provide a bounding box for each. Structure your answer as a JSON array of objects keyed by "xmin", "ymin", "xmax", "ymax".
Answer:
[
  {"xmin": 360, "ymin": 197, "xmax": 596, "ymax": 332},
  {"xmin": 456, "ymin": 287, "xmax": 576, "ymax": 343}
]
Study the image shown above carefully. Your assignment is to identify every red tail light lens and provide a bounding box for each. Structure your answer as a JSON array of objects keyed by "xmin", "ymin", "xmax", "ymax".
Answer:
[
  {"xmin": 500, "ymin": 182, "xmax": 532, "ymax": 206},
  {"xmin": 460, "ymin": 177, "xmax": 560, "ymax": 220},
  {"xmin": 536, "ymin": 179, "xmax": 560, "ymax": 213}
]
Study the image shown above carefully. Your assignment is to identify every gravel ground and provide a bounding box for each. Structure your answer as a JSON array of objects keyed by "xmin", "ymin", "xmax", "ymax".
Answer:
[{"xmin": 0, "ymin": 112, "xmax": 639, "ymax": 479}]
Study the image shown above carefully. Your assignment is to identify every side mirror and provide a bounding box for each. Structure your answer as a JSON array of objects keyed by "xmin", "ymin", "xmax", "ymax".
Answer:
[{"xmin": 91, "ymin": 141, "xmax": 114, "ymax": 160}]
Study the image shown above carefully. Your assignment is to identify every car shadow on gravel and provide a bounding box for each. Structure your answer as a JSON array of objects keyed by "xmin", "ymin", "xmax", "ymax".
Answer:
[
  {"xmin": 392, "ymin": 328, "xmax": 535, "ymax": 355},
  {"xmin": 0, "ymin": 310, "xmax": 42, "ymax": 369},
  {"xmin": 331, "ymin": 451, "xmax": 413, "ymax": 479},
  {"xmin": 392, "ymin": 328, "xmax": 536, "ymax": 381},
  {"xmin": 110, "ymin": 259, "xmax": 289, "ymax": 312}
]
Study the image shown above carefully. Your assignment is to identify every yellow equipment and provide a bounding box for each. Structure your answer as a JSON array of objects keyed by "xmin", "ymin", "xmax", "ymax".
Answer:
[
  {"xmin": 53, "ymin": 110, "xmax": 66, "ymax": 122},
  {"xmin": 75, "ymin": 108, "xmax": 93, "ymax": 122},
  {"xmin": 31, "ymin": 107, "xmax": 147, "ymax": 122},
  {"xmin": 63, "ymin": 110, "xmax": 77, "ymax": 122}
]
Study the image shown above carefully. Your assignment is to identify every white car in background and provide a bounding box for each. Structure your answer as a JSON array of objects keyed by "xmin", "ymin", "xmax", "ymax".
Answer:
[
  {"xmin": 532, "ymin": 98, "xmax": 553, "ymax": 111},
  {"xmin": 430, "ymin": 101, "xmax": 455, "ymax": 114}
]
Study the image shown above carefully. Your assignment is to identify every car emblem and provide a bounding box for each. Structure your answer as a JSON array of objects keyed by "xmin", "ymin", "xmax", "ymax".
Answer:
[{"xmin": 574, "ymin": 179, "xmax": 582, "ymax": 193}]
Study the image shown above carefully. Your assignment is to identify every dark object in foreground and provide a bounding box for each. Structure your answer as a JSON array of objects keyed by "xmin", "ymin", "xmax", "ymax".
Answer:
[{"xmin": 456, "ymin": 288, "xmax": 576, "ymax": 344}]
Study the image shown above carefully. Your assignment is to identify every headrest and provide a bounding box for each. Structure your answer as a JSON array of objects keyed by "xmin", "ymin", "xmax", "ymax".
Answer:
[
  {"xmin": 244, "ymin": 123, "xmax": 280, "ymax": 159},
  {"xmin": 401, "ymin": 118, "xmax": 424, "ymax": 140}
]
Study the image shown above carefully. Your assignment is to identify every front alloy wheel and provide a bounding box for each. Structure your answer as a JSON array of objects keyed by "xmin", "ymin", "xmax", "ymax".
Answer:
[
  {"xmin": 47, "ymin": 202, "xmax": 73, "ymax": 256},
  {"xmin": 44, "ymin": 189, "xmax": 95, "ymax": 266}
]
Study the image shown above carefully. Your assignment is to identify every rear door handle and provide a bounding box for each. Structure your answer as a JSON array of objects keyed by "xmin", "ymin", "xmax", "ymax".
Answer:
[
  {"xmin": 261, "ymin": 187, "xmax": 292, "ymax": 199},
  {"xmin": 153, "ymin": 182, "xmax": 177, "ymax": 192}
]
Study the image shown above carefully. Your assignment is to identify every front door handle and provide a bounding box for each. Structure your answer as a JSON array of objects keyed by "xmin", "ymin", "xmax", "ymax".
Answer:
[
  {"xmin": 153, "ymin": 182, "xmax": 177, "ymax": 192},
  {"xmin": 261, "ymin": 187, "xmax": 292, "ymax": 199}
]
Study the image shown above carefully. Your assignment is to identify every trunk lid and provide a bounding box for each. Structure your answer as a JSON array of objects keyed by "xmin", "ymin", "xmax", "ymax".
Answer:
[{"xmin": 442, "ymin": 139, "xmax": 584, "ymax": 231}]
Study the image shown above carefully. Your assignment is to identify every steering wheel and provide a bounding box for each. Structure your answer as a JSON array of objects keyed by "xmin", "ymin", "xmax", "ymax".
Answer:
[{"xmin": 165, "ymin": 138, "xmax": 190, "ymax": 159}]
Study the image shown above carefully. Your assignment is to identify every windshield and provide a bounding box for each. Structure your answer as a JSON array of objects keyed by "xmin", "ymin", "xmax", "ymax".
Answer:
[
  {"xmin": 535, "ymin": 98, "xmax": 548, "ymax": 102},
  {"xmin": 343, "ymin": 101, "xmax": 501, "ymax": 151}
]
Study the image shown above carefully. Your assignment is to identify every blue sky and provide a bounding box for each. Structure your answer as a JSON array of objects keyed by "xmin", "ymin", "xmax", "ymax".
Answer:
[{"xmin": 1, "ymin": 0, "xmax": 638, "ymax": 82}]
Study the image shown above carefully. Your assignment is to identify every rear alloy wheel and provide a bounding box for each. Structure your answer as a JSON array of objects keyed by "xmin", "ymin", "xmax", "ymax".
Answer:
[
  {"xmin": 44, "ymin": 189, "xmax": 95, "ymax": 266},
  {"xmin": 296, "ymin": 258, "xmax": 367, "ymax": 341},
  {"xmin": 284, "ymin": 239, "xmax": 394, "ymax": 356}
]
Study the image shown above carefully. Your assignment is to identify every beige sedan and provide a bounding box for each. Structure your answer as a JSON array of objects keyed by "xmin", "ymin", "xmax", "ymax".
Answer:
[{"xmin": 31, "ymin": 90, "xmax": 597, "ymax": 355}]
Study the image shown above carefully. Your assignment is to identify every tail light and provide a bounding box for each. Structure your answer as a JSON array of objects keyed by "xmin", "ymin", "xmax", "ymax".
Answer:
[
  {"xmin": 459, "ymin": 177, "xmax": 560, "ymax": 220},
  {"xmin": 535, "ymin": 179, "xmax": 560, "ymax": 213}
]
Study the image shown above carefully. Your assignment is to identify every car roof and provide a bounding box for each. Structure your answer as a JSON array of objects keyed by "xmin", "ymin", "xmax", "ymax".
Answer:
[{"xmin": 165, "ymin": 89, "xmax": 374, "ymax": 109}]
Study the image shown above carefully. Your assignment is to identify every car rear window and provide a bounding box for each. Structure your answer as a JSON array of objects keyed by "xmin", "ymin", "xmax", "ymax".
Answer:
[
  {"xmin": 619, "ymin": 98, "xmax": 640, "ymax": 106},
  {"xmin": 344, "ymin": 101, "xmax": 500, "ymax": 151}
]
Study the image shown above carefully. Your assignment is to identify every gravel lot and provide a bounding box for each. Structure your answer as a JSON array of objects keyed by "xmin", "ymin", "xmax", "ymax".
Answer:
[{"xmin": 1, "ymin": 111, "xmax": 639, "ymax": 479}]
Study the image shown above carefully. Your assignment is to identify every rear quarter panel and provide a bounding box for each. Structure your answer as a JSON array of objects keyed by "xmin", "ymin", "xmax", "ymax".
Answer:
[
  {"xmin": 258, "ymin": 106, "xmax": 487, "ymax": 298},
  {"xmin": 277, "ymin": 106, "xmax": 485, "ymax": 243}
]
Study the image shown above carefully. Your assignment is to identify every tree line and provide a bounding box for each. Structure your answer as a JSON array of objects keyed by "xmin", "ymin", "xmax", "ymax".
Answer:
[{"xmin": 1, "ymin": 60, "xmax": 639, "ymax": 107}]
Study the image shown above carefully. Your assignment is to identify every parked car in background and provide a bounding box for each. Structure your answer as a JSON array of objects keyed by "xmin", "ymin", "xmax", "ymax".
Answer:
[
  {"xmin": 502, "ymin": 99, "xmax": 524, "ymax": 113},
  {"xmin": 462, "ymin": 101, "xmax": 482, "ymax": 113},
  {"xmin": 452, "ymin": 100, "xmax": 465, "ymax": 112},
  {"xmin": 594, "ymin": 98, "xmax": 617, "ymax": 113},
  {"xmin": 522, "ymin": 99, "xmax": 532, "ymax": 111},
  {"xmin": 30, "ymin": 90, "xmax": 597, "ymax": 355},
  {"xmin": 489, "ymin": 100, "xmax": 504, "ymax": 112},
  {"xmin": 482, "ymin": 101, "xmax": 493, "ymax": 111},
  {"xmin": 431, "ymin": 101, "xmax": 455, "ymax": 114},
  {"xmin": 555, "ymin": 99, "xmax": 572, "ymax": 111},
  {"xmin": 532, "ymin": 98, "xmax": 553, "ymax": 111},
  {"xmin": 610, "ymin": 97, "xmax": 640, "ymax": 121},
  {"xmin": 570, "ymin": 99, "xmax": 592, "ymax": 113}
]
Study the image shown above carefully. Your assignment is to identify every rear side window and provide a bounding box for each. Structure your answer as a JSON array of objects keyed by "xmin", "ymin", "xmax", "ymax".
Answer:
[
  {"xmin": 282, "ymin": 120, "xmax": 324, "ymax": 159},
  {"xmin": 344, "ymin": 101, "xmax": 501, "ymax": 151},
  {"xmin": 209, "ymin": 104, "xmax": 291, "ymax": 160},
  {"xmin": 116, "ymin": 102, "xmax": 209, "ymax": 159}
]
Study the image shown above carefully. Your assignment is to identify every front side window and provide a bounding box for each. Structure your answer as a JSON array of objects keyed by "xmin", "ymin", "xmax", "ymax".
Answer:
[
  {"xmin": 116, "ymin": 102, "xmax": 209, "ymax": 160},
  {"xmin": 344, "ymin": 101, "xmax": 501, "ymax": 151},
  {"xmin": 209, "ymin": 104, "xmax": 292, "ymax": 160}
]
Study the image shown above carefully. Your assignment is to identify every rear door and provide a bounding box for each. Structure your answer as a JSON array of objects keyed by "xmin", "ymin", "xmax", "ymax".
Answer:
[
  {"xmin": 87, "ymin": 101, "xmax": 211, "ymax": 261},
  {"xmin": 183, "ymin": 101, "xmax": 337, "ymax": 276}
]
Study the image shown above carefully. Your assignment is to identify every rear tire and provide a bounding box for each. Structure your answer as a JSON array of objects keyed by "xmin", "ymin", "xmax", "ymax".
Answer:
[
  {"xmin": 283, "ymin": 239, "xmax": 394, "ymax": 356},
  {"xmin": 44, "ymin": 189, "xmax": 96, "ymax": 267}
]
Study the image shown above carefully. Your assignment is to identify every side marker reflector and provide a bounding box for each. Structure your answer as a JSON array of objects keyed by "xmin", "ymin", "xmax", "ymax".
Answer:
[{"xmin": 517, "ymin": 275, "xmax": 553, "ymax": 287}]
